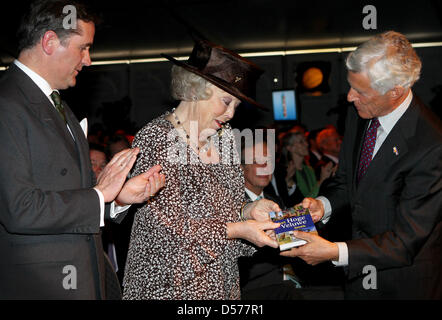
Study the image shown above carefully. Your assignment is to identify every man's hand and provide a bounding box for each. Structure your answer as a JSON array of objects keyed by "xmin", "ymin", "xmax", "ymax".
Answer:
[
  {"xmin": 280, "ymin": 231, "xmax": 339, "ymax": 265},
  {"xmin": 244, "ymin": 198, "xmax": 281, "ymax": 221},
  {"xmin": 95, "ymin": 148, "xmax": 139, "ymax": 202},
  {"xmin": 116, "ymin": 164, "xmax": 165, "ymax": 206},
  {"xmin": 301, "ymin": 197, "xmax": 324, "ymax": 223}
]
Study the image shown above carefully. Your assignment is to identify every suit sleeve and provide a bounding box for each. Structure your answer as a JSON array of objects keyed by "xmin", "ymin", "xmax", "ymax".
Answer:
[
  {"xmin": 0, "ymin": 100, "xmax": 101, "ymax": 235},
  {"xmin": 321, "ymin": 108, "xmax": 356, "ymax": 212}
]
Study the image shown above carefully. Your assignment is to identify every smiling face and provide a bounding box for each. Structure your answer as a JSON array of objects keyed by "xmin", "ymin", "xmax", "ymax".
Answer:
[
  {"xmin": 50, "ymin": 20, "xmax": 95, "ymax": 89},
  {"xmin": 197, "ymin": 84, "xmax": 241, "ymax": 137}
]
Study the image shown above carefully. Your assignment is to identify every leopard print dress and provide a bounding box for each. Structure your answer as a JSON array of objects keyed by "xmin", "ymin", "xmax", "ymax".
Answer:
[{"xmin": 122, "ymin": 112, "xmax": 255, "ymax": 300}]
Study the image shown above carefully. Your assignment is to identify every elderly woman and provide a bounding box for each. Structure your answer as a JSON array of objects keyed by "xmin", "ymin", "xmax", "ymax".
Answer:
[{"xmin": 123, "ymin": 39, "xmax": 281, "ymax": 300}]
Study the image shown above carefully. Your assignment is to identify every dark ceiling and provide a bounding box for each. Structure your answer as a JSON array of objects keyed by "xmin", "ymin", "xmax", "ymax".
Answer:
[{"xmin": 2, "ymin": 0, "xmax": 442, "ymax": 65}]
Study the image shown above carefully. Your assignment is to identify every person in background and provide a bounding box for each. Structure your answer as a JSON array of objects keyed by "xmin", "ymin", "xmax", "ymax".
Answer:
[
  {"xmin": 107, "ymin": 133, "xmax": 131, "ymax": 158},
  {"xmin": 282, "ymin": 31, "xmax": 442, "ymax": 299},
  {"xmin": 271, "ymin": 132, "xmax": 332, "ymax": 208},
  {"xmin": 239, "ymin": 138, "xmax": 303, "ymax": 299},
  {"xmin": 306, "ymin": 128, "xmax": 322, "ymax": 168},
  {"xmin": 314, "ymin": 127, "xmax": 341, "ymax": 187},
  {"xmin": 89, "ymin": 143, "xmax": 108, "ymax": 179}
]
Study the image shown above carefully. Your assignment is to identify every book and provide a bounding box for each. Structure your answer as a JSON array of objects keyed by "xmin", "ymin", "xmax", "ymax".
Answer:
[{"xmin": 269, "ymin": 205, "xmax": 317, "ymax": 251}]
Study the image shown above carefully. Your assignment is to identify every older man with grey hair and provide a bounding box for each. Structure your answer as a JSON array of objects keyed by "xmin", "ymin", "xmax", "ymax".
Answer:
[{"xmin": 281, "ymin": 31, "xmax": 442, "ymax": 299}]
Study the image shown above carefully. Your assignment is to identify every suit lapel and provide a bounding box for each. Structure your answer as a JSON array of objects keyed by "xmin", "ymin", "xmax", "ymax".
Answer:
[
  {"xmin": 355, "ymin": 100, "xmax": 418, "ymax": 193},
  {"xmin": 11, "ymin": 64, "xmax": 82, "ymax": 171},
  {"xmin": 64, "ymin": 104, "xmax": 93, "ymax": 188}
]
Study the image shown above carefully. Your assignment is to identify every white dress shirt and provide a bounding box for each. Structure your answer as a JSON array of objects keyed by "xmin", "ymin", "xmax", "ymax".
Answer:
[
  {"xmin": 320, "ymin": 90, "xmax": 413, "ymax": 266},
  {"xmin": 245, "ymin": 188, "xmax": 264, "ymax": 201}
]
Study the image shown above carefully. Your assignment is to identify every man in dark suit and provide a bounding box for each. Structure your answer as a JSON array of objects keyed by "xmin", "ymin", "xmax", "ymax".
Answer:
[
  {"xmin": 281, "ymin": 31, "xmax": 442, "ymax": 299},
  {"xmin": 0, "ymin": 0, "xmax": 165, "ymax": 299},
  {"xmin": 238, "ymin": 139, "xmax": 302, "ymax": 299}
]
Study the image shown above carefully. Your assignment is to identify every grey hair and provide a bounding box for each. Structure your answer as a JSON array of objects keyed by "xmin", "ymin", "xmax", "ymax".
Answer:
[
  {"xmin": 170, "ymin": 65, "xmax": 213, "ymax": 101},
  {"xmin": 346, "ymin": 31, "xmax": 422, "ymax": 95}
]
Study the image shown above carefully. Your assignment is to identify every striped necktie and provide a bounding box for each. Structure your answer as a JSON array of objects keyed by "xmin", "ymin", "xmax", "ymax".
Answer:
[{"xmin": 50, "ymin": 91, "xmax": 67, "ymax": 124}]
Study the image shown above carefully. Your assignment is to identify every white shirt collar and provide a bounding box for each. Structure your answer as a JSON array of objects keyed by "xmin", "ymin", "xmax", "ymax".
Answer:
[
  {"xmin": 377, "ymin": 90, "xmax": 413, "ymax": 135},
  {"xmin": 245, "ymin": 188, "xmax": 264, "ymax": 201},
  {"xmin": 322, "ymin": 153, "xmax": 339, "ymax": 164},
  {"xmin": 14, "ymin": 59, "xmax": 56, "ymax": 105}
]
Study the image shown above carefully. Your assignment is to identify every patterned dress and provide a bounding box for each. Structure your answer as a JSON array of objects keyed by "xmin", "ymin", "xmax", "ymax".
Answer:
[{"xmin": 122, "ymin": 112, "xmax": 255, "ymax": 300}]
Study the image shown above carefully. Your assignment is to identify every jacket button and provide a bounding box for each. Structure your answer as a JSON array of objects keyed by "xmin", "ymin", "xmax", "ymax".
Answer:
[{"xmin": 60, "ymin": 168, "xmax": 68, "ymax": 176}]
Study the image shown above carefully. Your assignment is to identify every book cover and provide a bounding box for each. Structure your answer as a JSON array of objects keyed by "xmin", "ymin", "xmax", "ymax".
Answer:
[{"xmin": 269, "ymin": 205, "xmax": 317, "ymax": 251}]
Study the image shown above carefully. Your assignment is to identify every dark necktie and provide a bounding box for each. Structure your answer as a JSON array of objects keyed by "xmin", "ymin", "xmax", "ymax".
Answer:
[
  {"xmin": 357, "ymin": 118, "xmax": 380, "ymax": 183},
  {"xmin": 50, "ymin": 91, "xmax": 67, "ymax": 124}
]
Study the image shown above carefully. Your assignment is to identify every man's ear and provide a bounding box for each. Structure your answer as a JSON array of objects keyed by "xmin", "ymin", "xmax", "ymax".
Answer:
[
  {"xmin": 388, "ymin": 86, "xmax": 405, "ymax": 99},
  {"xmin": 41, "ymin": 30, "xmax": 60, "ymax": 55}
]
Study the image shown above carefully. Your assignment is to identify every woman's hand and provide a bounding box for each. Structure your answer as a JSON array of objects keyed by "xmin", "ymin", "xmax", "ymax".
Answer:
[
  {"xmin": 243, "ymin": 198, "xmax": 281, "ymax": 221},
  {"xmin": 227, "ymin": 220, "xmax": 280, "ymax": 248},
  {"xmin": 116, "ymin": 164, "xmax": 166, "ymax": 206}
]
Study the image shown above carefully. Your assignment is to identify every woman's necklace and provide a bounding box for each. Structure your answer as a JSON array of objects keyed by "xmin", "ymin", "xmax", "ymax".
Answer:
[{"xmin": 171, "ymin": 108, "xmax": 210, "ymax": 153}]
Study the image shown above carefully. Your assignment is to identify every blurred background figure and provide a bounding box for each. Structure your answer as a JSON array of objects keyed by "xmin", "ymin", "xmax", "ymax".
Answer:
[
  {"xmin": 316, "ymin": 126, "xmax": 341, "ymax": 166},
  {"xmin": 270, "ymin": 132, "xmax": 326, "ymax": 208},
  {"xmin": 314, "ymin": 126, "xmax": 342, "ymax": 187},
  {"xmin": 89, "ymin": 143, "xmax": 108, "ymax": 179},
  {"xmin": 306, "ymin": 128, "xmax": 322, "ymax": 168},
  {"xmin": 107, "ymin": 133, "xmax": 131, "ymax": 159},
  {"xmin": 239, "ymin": 137, "xmax": 303, "ymax": 300}
]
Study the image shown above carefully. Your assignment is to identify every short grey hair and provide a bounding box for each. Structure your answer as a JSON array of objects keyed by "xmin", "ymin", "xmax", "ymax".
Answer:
[
  {"xmin": 170, "ymin": 65, "xmax": 213, "ymax": 101},
  {"xmin": 346, "ymin": 31, "xmax": 422, "ymax": 95}
]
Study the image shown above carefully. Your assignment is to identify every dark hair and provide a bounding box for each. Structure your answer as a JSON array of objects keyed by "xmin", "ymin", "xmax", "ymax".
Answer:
[
  {"xmin": 17, "ymin": 0, "xmax": 99, "ymax": 52},
  {"xmin": 89, "ymin": 142, "xmax": 108, "ymax": 156}
]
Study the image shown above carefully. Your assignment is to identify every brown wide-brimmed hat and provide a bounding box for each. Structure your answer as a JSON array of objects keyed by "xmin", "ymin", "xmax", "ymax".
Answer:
[{"xmin": 161, "ymin": 39, "xmax": 268, "ymax": 111}]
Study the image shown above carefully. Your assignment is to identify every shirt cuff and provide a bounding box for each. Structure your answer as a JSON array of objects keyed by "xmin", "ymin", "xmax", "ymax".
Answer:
[
  {"xmin": 316, "ymin": 196, "xmax": 332, "ymax": 224},
  {"xmin": 110, "ymin": 201, "xmax": 131, "ymax": 219},
  {"xmin": 93, "ymin": 187, "xmax": 105, "ymax": 227},
  {"xmin": 332, "ymin": 242, "xmax": 349, "ymax": 266}
]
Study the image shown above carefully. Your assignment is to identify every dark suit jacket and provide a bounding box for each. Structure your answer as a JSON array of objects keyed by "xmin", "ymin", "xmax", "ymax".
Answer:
[
  {"xmin": 0, "ymin": 64, "xmax": 112, "ymax": 299},
  {"xmin": 323, "ymin": 97, "xmax": 442, "ymax": 299},
  {"xmin": 270, "ymin": 165, "xmax": 305, "ymax": 208},
  {"xmin": 238, "ymin": 191, "xmax": 287, "ymax": 288}
]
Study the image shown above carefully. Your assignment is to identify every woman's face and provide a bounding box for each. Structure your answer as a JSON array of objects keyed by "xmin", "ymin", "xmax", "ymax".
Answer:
[
  {"xmin": 290, "ymin": 134, "xmax": 309, "ymax": 157},
  {"xmin": 197, "ymin": 85, "xmax": 241, "ymax": 137}
]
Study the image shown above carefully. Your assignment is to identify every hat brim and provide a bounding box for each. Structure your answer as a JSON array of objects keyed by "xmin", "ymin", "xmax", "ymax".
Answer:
[{"xmin": 161, "ymin": 54, "xmax": 269, "ymax": 112}]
